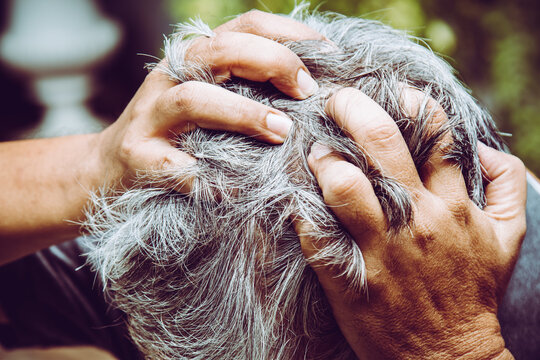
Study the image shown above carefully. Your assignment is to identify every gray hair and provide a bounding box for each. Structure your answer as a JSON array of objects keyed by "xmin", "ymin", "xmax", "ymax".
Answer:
[{"xmin": 84, "ymin": 4, "xmax": 504, "ymax": 359}]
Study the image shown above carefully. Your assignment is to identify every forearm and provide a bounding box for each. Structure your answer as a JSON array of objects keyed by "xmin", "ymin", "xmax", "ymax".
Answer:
[{"xmin": 0, "ymin": 133, "xmax": 103, "ymax": 264}]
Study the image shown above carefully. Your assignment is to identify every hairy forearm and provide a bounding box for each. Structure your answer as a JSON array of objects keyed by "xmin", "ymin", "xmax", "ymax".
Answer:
[{"xmin": 0, "ymin": 134, "xmax": 103, "ymax": 265}]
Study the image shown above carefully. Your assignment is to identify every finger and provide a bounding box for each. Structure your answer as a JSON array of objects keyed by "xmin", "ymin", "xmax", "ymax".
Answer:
[
  {"xmin": 293, "ymin": 218, "xmax": 350, "ymax": 294},
  {"xmin": 142, "ymin": 67, "xmax": 177, "ymax": 93},
  {"xmin": 293, "ymin": 219, "xmax": 323, "ymax": 263},
  {"xmin": 399, "ymin": 86, "xmax": 469, "ymax": 201},
  {"xmin": 128, "ymin": 138, "xmax": 196, "ymax": 193},
  {"xmin": 308, "ymin": 142, "xmax": 386, "ymax": 245},
  {"xmin": 151, "ymin": 81, "xmax": 293, "ymax": 144},
  {"xmin": 128, "ymin": 59, "xmax": 178, "ymax": 106},
  {"xmin": 215, "ymin": 10, "xmax": 326, "ymax": 42},
  {"xmin": 325, "ymin": 88, "xmax": 423, "ymax": 191},
  {"xmin": 187, "ymin": 32, "xmax": 318, "ymax": 99},
  {"xmin": 479, "ymin": 143, "xmax": 527, "ymax": 251}
]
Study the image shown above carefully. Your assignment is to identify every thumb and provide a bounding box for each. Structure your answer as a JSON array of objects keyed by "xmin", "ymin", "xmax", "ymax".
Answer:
[{"xmin": 478, "ymin": 142, "xmax": 527, "ymax": 250}]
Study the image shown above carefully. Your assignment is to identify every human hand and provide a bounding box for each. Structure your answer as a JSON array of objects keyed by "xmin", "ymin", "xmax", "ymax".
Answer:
[
  {"xmin": 296, "ymin": 88, "xmax": 527, "ymax": 359},
  {"xmin": 96, "ymin": 10, "xmax": 323, "ymax": 190}
]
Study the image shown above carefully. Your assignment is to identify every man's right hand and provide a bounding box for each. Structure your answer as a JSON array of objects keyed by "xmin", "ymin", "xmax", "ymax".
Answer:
[{"xmin": 296, "ymin": 88, "xmax": 526, "ymax": 359}]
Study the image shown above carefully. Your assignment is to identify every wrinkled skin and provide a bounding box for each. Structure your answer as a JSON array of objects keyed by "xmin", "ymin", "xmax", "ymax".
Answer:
[
  {"xmin": 0, "ymin": 9, "xmax": 527, "ymax": 359},
  {"xmin": 296, "ymin": 87, "xmax": 526, "ymax": 359},
  {"xmin": 0, "ymin": 10, "xmax": 321, "ymax": 264}
]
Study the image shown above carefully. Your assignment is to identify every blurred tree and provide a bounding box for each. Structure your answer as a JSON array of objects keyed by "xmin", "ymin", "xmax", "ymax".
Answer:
[
  {"xmin": 420, "ymin": 0, "xmax": 540, "ymax": 175},
  {"xmin": 166, "ymin": 0, "xmax": 540, "ymax": 174}
]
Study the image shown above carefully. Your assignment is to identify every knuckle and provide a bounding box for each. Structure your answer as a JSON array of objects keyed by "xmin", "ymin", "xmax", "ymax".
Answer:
[
  {"xmin": 507, "ymin": 154, "xmax": 526, "ymax": 176},
  {"xmin": 413, "ymin": 201, "xmax": 437, "ymax": 233},
  {"xmin": 364, "ymin": 122, "xmax": 400, "ymax": 146},
  {"xmin": 154, "ymin": 154, "xmax": 174, "ymax": 171},
  {"xmin": 425, "ymin": 96, "xmax": 445, "ymax": 117},
  {"xmin": 326, "ymin": 87, "xmax": 361, "ymax": 116},
  {"xmin": 416, "ymin": 195, "xmax": 463, "ymax": 236},
  {"xmin": 322, "ymin": 167, "xmax": 362, "ymax": 205},
  {"xmin": 209, "ymin": 31, "xmax": 229, "ymax": 52},
  {"xmin": 274, "ymin": 46, "xmax": 301, "ymax": 69},
  {"xmin": 448, "ymin": 199, "xmax": 473, "ymax": 225},
  {"xmin": 414, "ymin": 221, "xmax": 434, "ymax": 243},
  {"xmin": 129, "ymin": 101, "xmax": 148, "ymax": 121},
  {"xmin": 402, "ymin": 86, "xmax": 447, "ymax": 127},
  {"xmin": 425, "ymin": 98, "xmax": 448, "ymax": 128},
  {"xmin": 240, "ymin": 9, "xmax": 264, "ymax": 24},
  {"xmin": 490, "ymin": 152, "xmax": 527, "ymax": 182},
  {"xmin": 185, "ymin": 36, "xmax": 210, "ymax": 61},
  {"xmin": 118, "ymin": 133, "xmax": 138, "ymax": 165},
  {"xmin": 335, "ymin": 87, "xmax": 361, "ymax": 102},
  {"xmin": 145, "ymin": 67, "xmax": 164, "ymax": 82},
  {"xmin": 265, "ymin": 53, "xmax": 289, "ymax": 80},
  {"xmin": 129, "ymin": 81, "xmax": 165, "ymax": 120},
  {"xmin": 229, "ymin": 101, "xmax": 256, "ymax": 128},
  {"xmin": 400, "ymin": 86, "xmax": 423, "ymax": 118},
  {"xmin": 172, "ymin": 81, "xmax": 199, "ymax": 113}
]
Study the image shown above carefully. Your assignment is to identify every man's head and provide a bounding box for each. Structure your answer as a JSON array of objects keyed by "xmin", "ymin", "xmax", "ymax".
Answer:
[{"xmin": 85, "ymin": 6, "xmax": 504, "ymax": 359}]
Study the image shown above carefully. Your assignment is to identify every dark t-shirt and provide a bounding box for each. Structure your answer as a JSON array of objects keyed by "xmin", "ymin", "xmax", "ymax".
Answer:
[
  {"xmin": 1, "ymin": 180, "xmax": 539, "ymax": 359},
  {"xmin": 0, "ymin": 238, "xmax": 141, "ymax": 359},
  {"xmin": 499, "ymin": 177, "xmax": 540, "ymax": 359}
]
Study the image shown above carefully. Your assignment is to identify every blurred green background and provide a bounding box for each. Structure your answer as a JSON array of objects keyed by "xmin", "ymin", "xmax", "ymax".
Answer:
[{"xmin": 167, "ymin": 0, "xmax": 540, "ymax": 174}]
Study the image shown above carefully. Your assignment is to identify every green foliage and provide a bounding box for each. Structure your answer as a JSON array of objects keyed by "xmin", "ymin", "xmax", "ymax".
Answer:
[
  {"xmin": 166, "ymin": 0, "xmax": 540, "ymax": 174},
  {"xmin": 167, "ymin": 0, "xmax": 248, "ymax": 27}
]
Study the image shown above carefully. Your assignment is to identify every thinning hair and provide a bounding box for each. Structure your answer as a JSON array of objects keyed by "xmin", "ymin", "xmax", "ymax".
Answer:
[{"xmin": 85, "ymin": 5, "xmax": 504, "ymax": 360}]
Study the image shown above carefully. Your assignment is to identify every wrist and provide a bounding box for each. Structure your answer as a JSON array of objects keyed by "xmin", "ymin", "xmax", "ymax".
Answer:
[
  {"xmin": 437, "ymin": 314, "xmax": 510, "ymax": 360},
  {"xmin": 345, "ymin": 313, "xmax": 510, "ymax": 360},
  {"xmin": 84, "ymin": 132, "xmax": 110, "ymax": 191},
  {"xmin": 451, "ymin": 336, "xmax": 511, "ymax": 360},
  {"xmin": 94, "ymin": 124, "xmax": 127, "ymax": 191}
]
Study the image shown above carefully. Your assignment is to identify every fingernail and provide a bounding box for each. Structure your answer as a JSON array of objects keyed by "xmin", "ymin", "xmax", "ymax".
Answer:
[
  {"xmin": 297, "ymin": 69, "xmax": 319, "ymax": 98},
  {"xmin": 266, "ymin": 113, "xmax": 292, "ymax": 140},
  {"xmin": 310, "ymin": 142, "xmax": 332, "ymax": 160}
]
